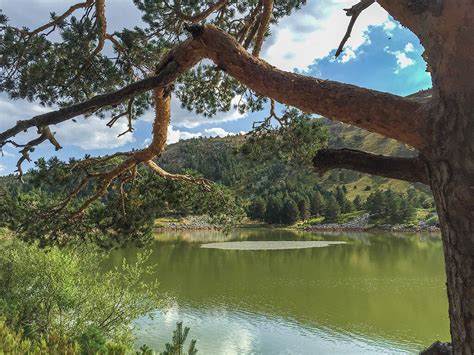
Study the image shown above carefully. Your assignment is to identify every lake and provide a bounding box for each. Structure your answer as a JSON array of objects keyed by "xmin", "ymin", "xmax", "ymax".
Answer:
[{"xmin": 107, "ymin": 228, "xmax": 450, "ymax": 354}]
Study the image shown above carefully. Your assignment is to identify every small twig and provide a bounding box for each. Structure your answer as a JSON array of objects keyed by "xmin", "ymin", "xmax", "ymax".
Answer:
[{"xmin": 13, "ymin": 126, "xmax": 62, "ymax": 181}]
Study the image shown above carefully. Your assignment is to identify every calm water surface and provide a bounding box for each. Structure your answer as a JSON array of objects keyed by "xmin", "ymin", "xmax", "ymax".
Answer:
[{"xmin": 107, "ymin": 228, "xmax": 449, "ymax": 354}]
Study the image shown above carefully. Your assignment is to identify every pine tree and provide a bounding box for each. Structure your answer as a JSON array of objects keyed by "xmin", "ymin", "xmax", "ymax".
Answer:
[
  {"xmin": 309, "ymin": 191, "xmax": 325, "ymax": 216},
  {"xmin": 265, "ymin": 196, "xmax": 283, "ymax": 224},
  {"xmin": 323, "ymin": 195, "xmax": 341, "ymax": 223},
  {"xmin": 249, "ymin": 197, "xmax": 266, "ymax": 221},
  {"xmin": 280, "ymin": 197, "xmax": 300, "ymax": 225},
  {"xmin": 298, "ymin": 196, "xmax": 311, "ymax": 221}
]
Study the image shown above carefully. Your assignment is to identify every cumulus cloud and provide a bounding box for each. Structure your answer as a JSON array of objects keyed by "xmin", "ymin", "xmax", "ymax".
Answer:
[
  {"xmin": 383, "ymin": 20, "xmax": 397, "ymax": 35},
  {"xmin": 404, "ymin": 42, "xmax": 415, "ymax": 53},
  {"xmin": 0, "ymin": 94, "xmax": 134, "ymax": 150},
  {"xmin": 165, "ymin": 126, "xmax": 241, "ymax": 144},
  {"xmin": 262, "ymin": 1, "xmax": 391, "ymax": 70},
  {"xmin": 54, "ymin": 116, "xmax": 135, "ymax": 150},
  {"xmin": 203, "ymin": 127, "xmax": 233, "ymax": 137},
  {"xmin": 0, "ymin": 94, "xmax": 50, "ymax": 132},
  {"xmin": 141, "ymin": 96, "xmax": 246, "ymax": 129},
  {"xmin": 166, "ymin": 126, "xmax": 202, "ymax": 144},
  {"xmin": 0, "ymin": 164, "xmax": 5, "ymax": 173},
  {"xmin": 339, "ymin": 47, "xmax": 357, "ymax": 63},
  {"xmin": 385, "ymin": 43, "xmax": 416, "ymax": 73}
]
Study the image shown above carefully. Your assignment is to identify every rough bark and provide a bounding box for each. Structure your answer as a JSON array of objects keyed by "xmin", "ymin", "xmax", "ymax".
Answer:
[
  {"xmin": 373, "ymin": 1, "xmax": 474, "ymax": 352},
  {"xmin": 313, "ymin": 148, "xmax": 428, "ymax": 184},
  {"xmin": 425, "ymin": 99, "xmax": 474, "ymax": 355}
]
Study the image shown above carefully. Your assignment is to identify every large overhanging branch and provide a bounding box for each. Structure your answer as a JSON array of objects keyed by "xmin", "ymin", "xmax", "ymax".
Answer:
[
  {"xmin": 0, "ymin": 25, "xmax": 428, "ymax": 152},
  {"xmin": 313, "ymin": 148, "xmax": 429, "ymax": 185}
]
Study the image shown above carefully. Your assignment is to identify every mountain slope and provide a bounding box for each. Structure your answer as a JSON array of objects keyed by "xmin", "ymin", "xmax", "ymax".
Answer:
[{"xmin": 159, "ymin": 122, "xmax": 430, "ymax": 201}]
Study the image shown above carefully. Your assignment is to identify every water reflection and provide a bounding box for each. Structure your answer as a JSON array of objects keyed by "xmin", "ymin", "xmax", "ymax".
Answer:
[{"xmin": 107, "ymin": 229, "xmax": 449, "ymax": 353}]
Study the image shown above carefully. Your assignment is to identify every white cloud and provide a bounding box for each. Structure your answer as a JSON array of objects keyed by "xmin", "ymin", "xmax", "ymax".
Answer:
[
  {"xmin": 395, "ymin": 52, "xmax": 415, "ymax": 69},
  {"xmin": 166, "ymin": 125, "xmax": 202, "ymax": 144},
  {"xmin": 404, "ymin": 42, "xmax": 415, "ymax": 53},
  {"xmin": 385, "ymin": 44, "xmax": 416, "ymax": 73},
  {"xmin": 340, "ymin": 47, "xmax": 357, "ymax": 63},
  {"xmin": 263, "ymin": 1, "xmax": 391, "ymax": 70},
  {"xmin": 0, "ymin": 94, "xmax": 50, "ymax": 132},
  {"xmin": 383, "ymin": 20, "xmax": 396, "ymax": 35},
  {"xmin": 203, "ymin": 127, "xmax": 232, "ymax": 137},
  {"xmin": 165, "ymin": 126, "xmax": 241, "ymax": 144},
  {"xmin": 142, "ymin": 96, "xmax": 246, "ymax": 129},
  {"xmin": 0, "ymin": 164, "xmax": 5, "ymax": 173},
  {"xmin": 0, "ymin": 94, "xmax": 134, "ymax": 150},
  {"xmin": 55, "ymin": 116, "xmax": 135, "ymax": 150}
]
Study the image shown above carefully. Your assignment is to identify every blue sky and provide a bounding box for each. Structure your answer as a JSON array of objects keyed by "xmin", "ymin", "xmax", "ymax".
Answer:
[{"xmin": 0, "ymin": 0, "xmax": 432, "ymax": 175}]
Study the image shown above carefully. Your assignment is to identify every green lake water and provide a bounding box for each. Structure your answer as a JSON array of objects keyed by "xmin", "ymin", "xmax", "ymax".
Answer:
[{"xmin": 107, "ymin": 228, "xmax": 450, "ymax": 354}]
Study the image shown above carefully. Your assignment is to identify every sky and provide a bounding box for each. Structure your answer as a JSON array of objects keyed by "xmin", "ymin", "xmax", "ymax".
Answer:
[{"xmin": 0, "ymin": 0, "xmax": 432, "ymax": 176}]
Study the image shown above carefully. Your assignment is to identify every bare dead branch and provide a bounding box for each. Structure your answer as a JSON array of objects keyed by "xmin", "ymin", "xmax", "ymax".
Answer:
[
  {"xmin": 13, "ymin": 126, "xmax": 62, "ymax": 181},
  {"xmin": 313, "ymin": 148, "xmax": 428, "ymax": 184},
  {"xmin": 335, "ymin": 0, "xmax": 375, "ymax": 58}
]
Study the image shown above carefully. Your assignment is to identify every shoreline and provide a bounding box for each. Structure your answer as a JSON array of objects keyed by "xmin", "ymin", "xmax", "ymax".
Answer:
[
  {"xmin": 301, "ymin": 225, "xmax": 441, "ymax": 234},
  {"xmin": 153, "ymin": 222, "xmax": 441, "ymax": 234}
]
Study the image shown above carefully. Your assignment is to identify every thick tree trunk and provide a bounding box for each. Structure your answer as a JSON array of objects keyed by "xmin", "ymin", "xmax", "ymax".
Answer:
[
  {"xmin": 426, "ymin": 96, "xmax": 474, "ymax": 354},
  {"xmin": 430, "ymin": 166, "xmax": 474, "ymax": 354}
]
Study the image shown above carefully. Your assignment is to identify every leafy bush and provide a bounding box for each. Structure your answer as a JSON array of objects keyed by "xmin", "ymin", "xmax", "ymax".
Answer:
[{"xmin": 0, "ymin": 240, "xmax": 162, "ymax": 352}]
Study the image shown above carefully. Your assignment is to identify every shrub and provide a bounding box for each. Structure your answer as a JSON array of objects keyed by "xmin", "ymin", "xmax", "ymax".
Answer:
[{"xmin": 0, "ymin": 240, "xmax": 162, "ymax": 352}]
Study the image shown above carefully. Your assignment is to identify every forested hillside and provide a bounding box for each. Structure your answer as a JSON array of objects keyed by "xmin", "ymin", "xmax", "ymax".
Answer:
[
  {"xmin": 160, "ymin": 121, "xmax": 429, "ymax": 201},
  {"xmin": 0, "ymin": 121, "xmax": 435, "ymax": 235},
  {"xmin": 157, "ymin": 121, "xmax": 435, "ymax": 226}
]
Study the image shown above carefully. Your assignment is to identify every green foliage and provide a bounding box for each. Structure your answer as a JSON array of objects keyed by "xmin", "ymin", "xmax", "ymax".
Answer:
[
  {"xmin": 353, "ymin": 195, "xmax": 364, "ymax": 210},
  {"xmin": 0, "ymin": 1, "xmax": 306, "ymax": 121},
  {"xmin": 323, "ymin": 195, "xmax": 341, "ymax": 223},
  {"xmin": 242, "ymin": 112, "xmax": 329, "ymax": 166},
  {"xmin": 309, "ymin": 191, "xmax": 325, "ymax": 216},
  {"xmin": 0, "ymin": 157, "xmax": 244, "ymax": 247},
  {"xmin": 297, "ymin": 196, "xmax": 311, "ymax": 221},
  {"xmin": 160, "ymin": 322, "xmax": 197, "ymax": 355},
  {"xmin": 365, "ymin": 189, "xmax": 417, "ymax": 224},
  {"xmin": 264, "ymin": 196, "xmax": 283, "ymax": 224},
  {"xmin": 0, "ymin": 240, "xmax": 162, "ymax": 351},
  {"xmin": 335, "ymin": 186, "xmax": 353, "ymax": 213},
  {"xmin": 248, "ymin": 197, "xmax": 266, "ymax": 221},
  {"xmin": 280, "ymin": 197, "xmax": 300, "ymax": 225},
  {"xmin": 0, "ymin": 320, "xmax": 79, "ymax": 354}
]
